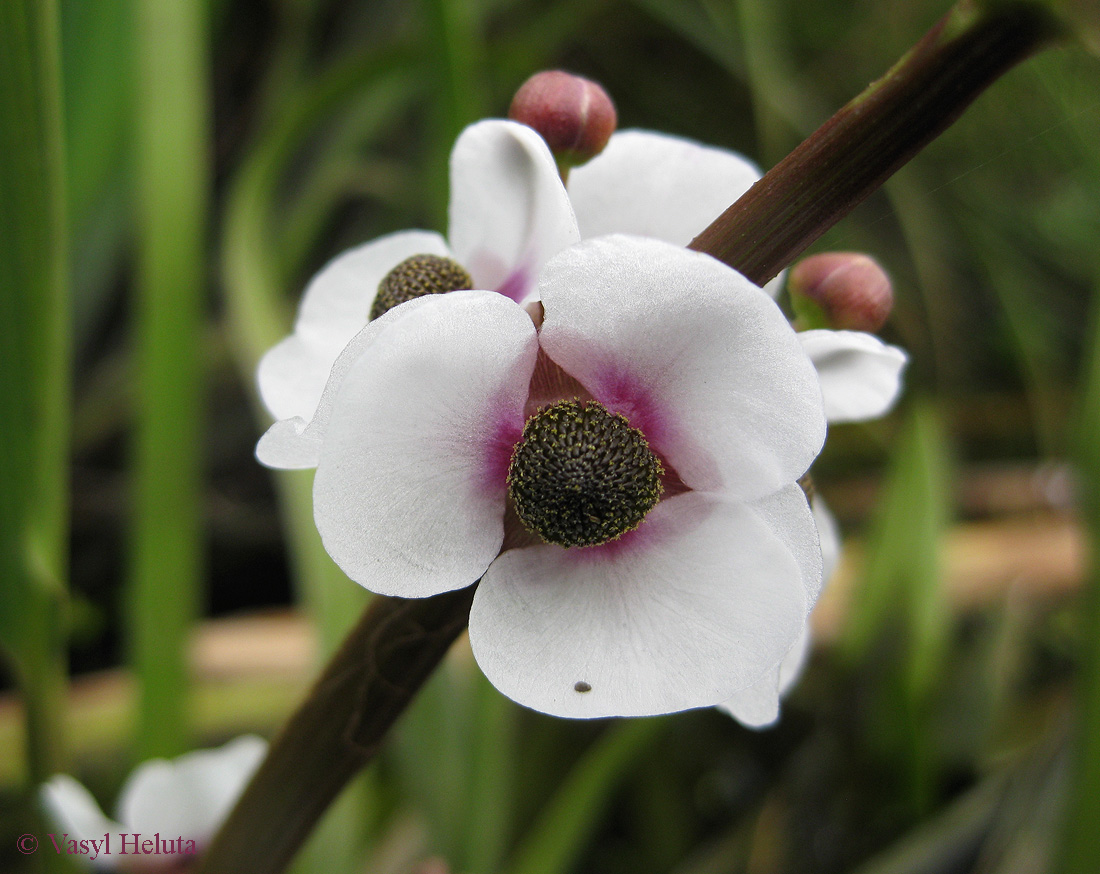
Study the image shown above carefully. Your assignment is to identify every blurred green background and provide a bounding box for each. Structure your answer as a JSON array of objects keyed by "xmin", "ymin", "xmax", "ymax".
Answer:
[{"xmin": 2, "ymin": 0, "xmax": 1100, "ymax": 872}]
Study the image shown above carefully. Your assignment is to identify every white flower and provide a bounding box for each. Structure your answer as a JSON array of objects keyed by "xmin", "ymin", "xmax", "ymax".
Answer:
[
  {"xmin": 254, "ymin": 119, "xmax": 906, "ymax": 720},
  {"xmin": 259, "ymin": 234, "xmax": 827, "ymax": 718},
  {"xmin": 39, "ymin": 736, "xmax": 266, "ymax": 869}
]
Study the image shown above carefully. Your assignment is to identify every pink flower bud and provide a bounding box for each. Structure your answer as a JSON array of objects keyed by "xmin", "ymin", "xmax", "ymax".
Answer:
[
  {"xmin": 789, "ymin": 252, "xmax": 894, "ymax": 332},
  {"xmin": 508, "ymin": 70, "xmax": 617, "ymax": 167}
]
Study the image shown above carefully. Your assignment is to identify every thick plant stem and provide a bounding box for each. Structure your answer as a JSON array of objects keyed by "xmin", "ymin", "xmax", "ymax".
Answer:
[
  {"xmin": 689, "ymin": 0, "xmax": 1063, "ymax": 285},
  {"xmin": 196, "ymin": 587, "xmax": 475, "ymax": 874}
]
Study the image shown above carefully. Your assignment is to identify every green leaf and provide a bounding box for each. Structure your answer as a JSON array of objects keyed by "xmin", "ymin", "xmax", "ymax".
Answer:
[
  {"xmin": 840, "ymin": 401, "xmax": 952, "ymax": 813},
  {"xmin": 503, "ymin": 718, "xmax": 666, "ymax": 874},
  {"xmin": 0, "ymin": 0, "xmax": 71, "ymax": 784},
  {"xmin": 128, "ymin": 0, "xmax": 211, "ymax": 761}
]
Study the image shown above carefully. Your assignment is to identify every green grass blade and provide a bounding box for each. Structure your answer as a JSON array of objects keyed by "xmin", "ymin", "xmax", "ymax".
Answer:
[
  {"xmin": 839, "ymin": 401, "xmax": 952, "ymax": 814},
  {"xmin": 503, "ymin": 718, "xmax": 666, "ymax": 874},
  {"xmin": 128, "ymin": 0, "xmax": 211, "ymax": 760},
  {"xmin": 463, "ymin": 673, "xmax": 516, "ymax": 873},
  {"xmin": 0, "ymin": 0, "xmax": 71, "ymax": 785}
]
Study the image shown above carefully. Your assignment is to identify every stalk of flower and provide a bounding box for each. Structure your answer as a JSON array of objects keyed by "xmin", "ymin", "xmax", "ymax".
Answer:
[
  {"xmin": 197, "ymin": 3, "xmax": 1071, "ymax": 871},
  {"xmin": 39, "ymin": 736, "xmax": 266, "ymax": 871}
]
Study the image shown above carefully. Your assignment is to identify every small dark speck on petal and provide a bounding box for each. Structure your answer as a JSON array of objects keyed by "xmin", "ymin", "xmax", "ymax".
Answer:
[{"xmin": 574, "ymin": 681, "xmax": 592, "ymax": 693}]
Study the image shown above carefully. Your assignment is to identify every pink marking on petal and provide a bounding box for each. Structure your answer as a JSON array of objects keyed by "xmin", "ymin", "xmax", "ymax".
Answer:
[
  {"xmin": 495, "ymin": 265, "xmax": 533, "ymax": 303},
  {"xmin": 585, "ymin": 363, "xmax": 720, "ymax": 492},
  {"xmin": 586, "ymin": 364, "xmax": 673, "ymax": 460},
  {"xmin": 559, "ymin": 493, "xmax": 696, "ymax": 564},
  {"xmin": 570, "ymin": 520, "xmax": 656, "ymax": 562},
  {"xmin": 480, "ymin": 396, "xmax": 525, "ymax": 497}
]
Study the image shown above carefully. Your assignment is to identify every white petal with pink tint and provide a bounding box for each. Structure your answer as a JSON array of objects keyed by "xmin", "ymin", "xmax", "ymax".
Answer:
[
  {"xmin": 40, "ymin": 736, "xmax": 266, "ymax": 865},
  {"xmin": 538, "ymin": 235, "xmax": 825, "ymax": 499},
  {"xmin": 470, "ymin": 492, "xmax": 807, "ymax": 718},
  {"xmin": 448, "ymin": 120, "xmax": 579, "ymax": 299},
  {"xmin": 258, "ymin": 230, "xmax": 450, "ymax": 422},
  {"xmin": 313, "ymin": 292, "xmax": 538, "ymax": 597},
  {"xmin": 799, "ymin": 329, "xmax": 907, "ymax": 423}
]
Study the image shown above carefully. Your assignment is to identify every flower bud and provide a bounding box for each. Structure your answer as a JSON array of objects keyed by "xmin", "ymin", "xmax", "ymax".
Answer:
[
  {"xmin": 788, "ymin": 252, "xmax": 894, "ymax": 332},
  {"xmin": 508, "ymin": 70, "xmax": 617, "ymax": 168}
]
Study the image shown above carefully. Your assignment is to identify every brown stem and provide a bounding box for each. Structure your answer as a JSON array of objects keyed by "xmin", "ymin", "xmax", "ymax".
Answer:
[
  {"xmin": 689, "ymin": 0, "xmax": 1064, "ymax": 285},
  {"xmin": 196, "ymin": 587, "xmax": 475, "ymax": 874}
]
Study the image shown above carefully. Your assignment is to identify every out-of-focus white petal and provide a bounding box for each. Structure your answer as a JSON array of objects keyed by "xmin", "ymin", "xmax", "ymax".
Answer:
[
  {"xmin": 538, "ymin": 235, "xmax": 825, "ymax": 500},
  {"xmin": 256, "ymin": 296, "xmax": 442, "ymax": 470},
  {"xmin": 257, "ymin": 230, "xmax": 450, "ymax": 422},
  {"xmin": 117, "ymin": 736, "xmax": 266, "ymax": 844},
  {"xmin": 313, "ymin": 292, "xmax": 538, "ymax": 597},
  {"xmin": 470, "ymin": 492, "xmax": 807, "ymax": 718},
  {"xmin": 448, "ymin": 120, "xmax": 579, "ymax": 300},
  {"xmin": 799, "ymin": 330, "xmax": 907, "ymax": 423},
  {"xmin": 40, "ymin": 776, "xmax": 124, "ymax": 866}
]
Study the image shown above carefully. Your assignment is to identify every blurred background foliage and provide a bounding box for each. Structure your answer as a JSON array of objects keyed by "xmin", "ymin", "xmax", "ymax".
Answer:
[{"xmin": 2, "ymin": 0, "xmax": 1100, "ymax": 872}]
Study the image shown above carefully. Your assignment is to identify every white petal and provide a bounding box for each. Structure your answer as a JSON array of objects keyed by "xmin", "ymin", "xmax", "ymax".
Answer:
[
  {"xmin": 717, "ymin": 486, "xmax": 820, "ymax": 728},
  {"xmin": 812, "ymin": 496, "xmax": 842, "ymax": 582},
  {"xmin": 566, "ymin": 129, "xmax": 760, "ymax": 246},
  {"xmin": 538, "ymin": 235, "xmax": 826, "ymax": 499},
  {"xmin": 749, "ymin": 483, "xmax": 824, "ymax": 608},
  {"xmin": 448, "ymin": 120, "xmax": 579, "ymax": 300},
  {"xmin": 568, "ymin": 130, "xmax": 785, "ymax": 300},
  {"xmin": 719, "ymin": 497, "xmax": 840, "ymax": 728},
  {"xmin": 256, "ymin": 295, "xmax": 443, "ymax": 470},
  {"xmin": 717, "ymin": 626, "xmax": 812, "ymax": 728},
  {"xmin": 257, "ymin": 230, "xmax": 450, "ymax": 421},
  {"xmin": 470, "ymin": 492, "xmax": 808, "ymax": 718},
  {"xmin": 40, "ymin": 775, "xmax": 125, "ymax": 863},
  {"xmin": 799, "ymin": 330, "xmax": 908, "ymax": 423},
  {"xmin": 117, "ymin": 736, "xmax": 266, "ymax": 843},
  {"xmin": 313, "ymin": 291, "xmax": 538, "ymax": 597}
]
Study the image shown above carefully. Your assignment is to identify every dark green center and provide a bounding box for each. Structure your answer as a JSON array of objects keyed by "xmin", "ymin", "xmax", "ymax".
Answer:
[
  {"xmin": 508, "ymin": 400, "xmax": 663, "ymax": 548},
  {"xmin": 371, "ymin": 254, "xmax": 473, "ymax": 320}
]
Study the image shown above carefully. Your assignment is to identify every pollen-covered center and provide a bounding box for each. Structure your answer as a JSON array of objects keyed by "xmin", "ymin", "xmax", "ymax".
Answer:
[
  {"xmin": 508, "ymin": 400, "xmax": 663, "ymax": 548},
  {"xmin": 371, "ymin": 254, "xmax": 473, "ymax": 320}
]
